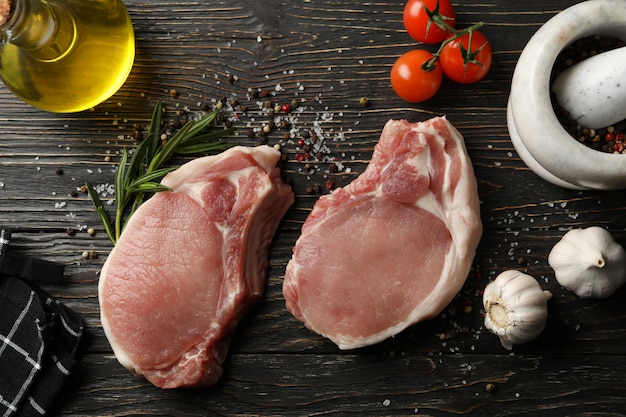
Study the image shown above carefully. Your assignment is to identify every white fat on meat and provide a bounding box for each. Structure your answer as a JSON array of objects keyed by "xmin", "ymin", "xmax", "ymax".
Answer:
[
  {"xmin": 99, "ymin": 145, "xmax": 294, "ymax": 388},
  {"xmin": 283, "ymin": 117, "xmax": 482, "ymax": 350}
]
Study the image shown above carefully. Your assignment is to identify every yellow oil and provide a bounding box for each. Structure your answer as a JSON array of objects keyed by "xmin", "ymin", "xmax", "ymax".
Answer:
[{"xmin": 0, "ymin": 0, "xmax": 134, "ymax": 113}]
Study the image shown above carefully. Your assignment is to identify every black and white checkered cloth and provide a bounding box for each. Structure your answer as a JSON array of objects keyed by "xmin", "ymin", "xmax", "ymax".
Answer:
[{"xmin": 0, "ymin": 229, "xmax": 85, "ymax": 417}]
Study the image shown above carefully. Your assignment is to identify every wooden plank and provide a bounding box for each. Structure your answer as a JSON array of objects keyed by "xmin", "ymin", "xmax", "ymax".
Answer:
[
  {"xmin": 1, "ymin": 0, "xmax": 624, "ymax": 415},
  {"xmin": 59, "ymin": 353, "xmax": 626, "ymax": 416}
]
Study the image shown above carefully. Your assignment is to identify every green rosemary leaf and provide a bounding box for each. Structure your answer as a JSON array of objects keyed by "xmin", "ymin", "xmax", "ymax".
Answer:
[
  {"xmin": 178, "ymin": 127, "xmax": 236, "ymax": 148},
  {"xmin": 176, "ymin": 141, "xmax": 235, "ymax": 155},
  {"xmin": 127, "ymin": 182, "xmax": 172, "ymax": 194},
  {"xmin": 147, "ymin": 100, "xmax": 163, "ymax": 163},
  {"xmin": 147, "ymin": 119, "xmax": 195, "ymax": 172},
  {"xmin": 84, "ymin": 182, "xmax": 116, "ymax": 244},
  {"xmin": 115, "ymin": 148, "xmax": 129, "ymax": 209},
  {"xmin": 126, "ymin": 137, "xmax": 150, "ymax": 182},
  {"xmin": 179, "ymin": 111, "xmax": 218, "ymax": 140},
  {"xmin": 148, "ymin": 110, "xmax": 221, "ymax": 172},
  {"xmin": 128, "ymin": 167, "xmax": 177, "ymax": 189}
]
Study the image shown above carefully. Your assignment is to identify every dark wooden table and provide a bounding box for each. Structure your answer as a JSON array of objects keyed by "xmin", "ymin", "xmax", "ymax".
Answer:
[{"xmin": 2, "ymin": 0, "xmax": 626, "ymax": 415}]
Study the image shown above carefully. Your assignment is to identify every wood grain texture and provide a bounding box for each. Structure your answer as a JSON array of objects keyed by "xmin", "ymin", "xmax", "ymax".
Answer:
[{"xmin": 1, "ymin": 0, "xmax": 625, "ymax": 415}]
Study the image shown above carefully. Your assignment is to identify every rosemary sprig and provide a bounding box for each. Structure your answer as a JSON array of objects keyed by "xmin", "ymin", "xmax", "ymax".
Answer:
[{"xmin": 86, "ymin": 101, "xmax": 235, "ymax": 245}]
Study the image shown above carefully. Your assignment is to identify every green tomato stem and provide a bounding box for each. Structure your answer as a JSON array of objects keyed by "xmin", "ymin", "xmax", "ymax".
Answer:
[{"xmin": 421, "ymin": 20, "xmax": 485, "ymax": 72}]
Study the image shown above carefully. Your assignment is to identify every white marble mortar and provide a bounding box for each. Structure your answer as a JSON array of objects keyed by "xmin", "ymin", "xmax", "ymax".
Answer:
[{"xmin": 507, "ymin": 0, "xmax": 626, "ymax": 190}]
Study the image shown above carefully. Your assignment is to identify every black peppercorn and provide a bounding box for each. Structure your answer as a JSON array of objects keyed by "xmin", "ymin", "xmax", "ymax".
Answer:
[{"xmin": 170, "ymin": 119, "xmax": 183, "ymax": 130}]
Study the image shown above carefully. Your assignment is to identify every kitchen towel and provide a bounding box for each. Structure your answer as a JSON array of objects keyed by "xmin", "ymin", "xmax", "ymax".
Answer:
[{"xmin": 0, "ymin": 229, "xmax": 86, "ymax": 417}]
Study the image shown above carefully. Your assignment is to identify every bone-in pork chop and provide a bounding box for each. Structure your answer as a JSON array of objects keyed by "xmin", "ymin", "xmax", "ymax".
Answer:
[
  {"xmin": 99, "ymin": 145, "xmax": 294, "ymax": 388},
  {"xmin": 283, "ymin": 117, "xmax": 482, "ymax": 350}
]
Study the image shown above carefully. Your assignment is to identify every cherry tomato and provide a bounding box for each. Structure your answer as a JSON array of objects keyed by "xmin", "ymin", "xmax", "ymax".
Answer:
[
  {"xmin": 390, "ymin": 49, "xmax": 442, "ymax": 103},
  {"xmin": 403, "ymin": 0, "xmax": 456, "ymax": 44},
  {"xmin": 440, "ymin": 30, "xmax": 492, "ymax": 84}
]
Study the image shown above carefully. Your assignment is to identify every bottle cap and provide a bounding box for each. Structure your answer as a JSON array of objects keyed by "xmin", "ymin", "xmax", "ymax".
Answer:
[{"xmin": 0, "ymin": 0, "xmax": 11, "ymax": 26}]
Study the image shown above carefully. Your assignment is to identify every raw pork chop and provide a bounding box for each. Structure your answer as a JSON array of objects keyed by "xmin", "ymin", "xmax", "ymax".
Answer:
[
  {"xmin": 283, "ymin": 117, "xmax": 482, "ymax": 350},
  {"xmin": 99, "ymin": 145, "xmax": 294, "ymax": 388}
]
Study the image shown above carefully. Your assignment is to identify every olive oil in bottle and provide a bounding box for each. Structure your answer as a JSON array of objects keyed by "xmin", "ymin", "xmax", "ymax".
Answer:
[{"xmin": 0, "ymin": 0, "xmax": 135, "ymax": 112}]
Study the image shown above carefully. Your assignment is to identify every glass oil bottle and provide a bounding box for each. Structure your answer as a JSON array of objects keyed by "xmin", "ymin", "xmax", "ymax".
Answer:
[{"xmin": 0, "ymin": 0, "xmax": 135, "ymax": 112}]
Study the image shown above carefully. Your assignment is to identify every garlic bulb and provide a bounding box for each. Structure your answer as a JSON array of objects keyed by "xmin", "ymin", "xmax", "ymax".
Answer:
[
  {"xmin": 548, "ymin": 227, "xmax": 626, "ymax": 298},
  {"xmin": 483, "ymin": 270, "xmax": 552, "ymax": 350}
]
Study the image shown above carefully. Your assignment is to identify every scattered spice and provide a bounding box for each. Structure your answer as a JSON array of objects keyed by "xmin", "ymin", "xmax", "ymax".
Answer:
[
  {"xmin": 81, "ymin": 250, "xmax": 98, "ymax": 259},
  {"xmin": 55, "ymin": 167, "xmax": 64, "ymax": 175},
  {"xmin": 131, "ymin": 129, "xmax": 144, "ymax": 141}
]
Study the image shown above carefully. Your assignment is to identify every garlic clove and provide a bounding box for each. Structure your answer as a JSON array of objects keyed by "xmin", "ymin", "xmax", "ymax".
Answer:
[
  {"xmin": 483, "ymin": 270, "xmax": 552, "ymax": 350},
  {"xmin": 548, "ymin": 227, "xmax": 626, "ymax": 298}
]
